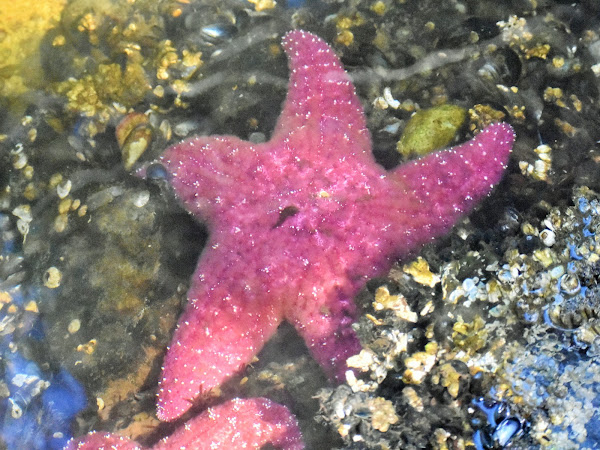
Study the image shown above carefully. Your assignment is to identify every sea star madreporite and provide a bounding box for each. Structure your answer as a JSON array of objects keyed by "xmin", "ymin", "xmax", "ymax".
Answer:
[{"xmin": 156, "ymin": 29, "xmax": 514, "ymax": 422}]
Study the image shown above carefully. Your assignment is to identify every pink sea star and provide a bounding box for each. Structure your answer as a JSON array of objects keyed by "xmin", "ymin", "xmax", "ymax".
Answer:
[
  {"xmin": 65, "ymin": 397, "xmax": 303, "ymax": 449},
  {"xmin": 156, "ymin": 29, "xmax": 514, "ymax": 422},
  {"xmin": 66, "ymin": 29, "xmax": 514, "ymax": 449}
]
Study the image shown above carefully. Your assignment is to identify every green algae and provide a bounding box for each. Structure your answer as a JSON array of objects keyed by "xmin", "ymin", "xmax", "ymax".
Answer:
[{"xmin": 396, "ymin": 104, "xmax": 467, "ymax": 158}]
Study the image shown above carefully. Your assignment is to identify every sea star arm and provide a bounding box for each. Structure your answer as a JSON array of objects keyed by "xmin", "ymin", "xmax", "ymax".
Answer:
[
  {"xmin": 388, "ymin": 123, "xmax": 514, "ymax": 247},
  {"xmin": 284, "ymin": 123, "xmax": 513, "ymax": 382},
  {"xmin": 160, "ymin": 136, "xmax": 263, "ymax": 221},
  {"xmin": 64, "ymin": 432, "xmax": 141, "ymax": 449},
  {"xmin": 155, "ymin": 397, "xmax": 304, "ymax": 450},
  {"xmin": 64, "ymin": 398, "xmax": 303, "ymax": 450},
  {"xmin": 156, "ymin": 233, "xmax": 284, "ymax": 422},
  {"xmin": 285, "ymin": 285, "xmax": 362, "ymax": 382},
  {"xmin": 274, "ymin": 30, "xmax": 371, "ymax": 160}
]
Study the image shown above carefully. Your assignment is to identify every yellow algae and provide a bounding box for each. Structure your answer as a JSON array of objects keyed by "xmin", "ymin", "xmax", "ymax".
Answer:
[
  {"xmin": 57, "ymin": 63, "xmax": 151, "ymax": 122},
  {"xmin": 403, "ymin": 257, "xmax": 440, "ymax": 287},
  {"xmin": 347, "ymin": 348, "xmax": 378, "ymax": 372},
  {"xmin": 336, "ymin": 30, "xmax": 354, "ymax": 47},
  {"xmin": 335, "ymin": 13, "xmax": 365, "ymax": 46},
  {"xmin": 402, "ymin": 387, "xmax": 424, "ymax": 412},
  {"xmin": 469, "ymin": 104, "xmax": 507, "ymax": 131},
  {"xmin": 24, "ymin": 300, "xmax": 38, "ymax": 313},
  {"xmin": 554, "ymin": 118, "xmax": 577, "ymax": 137},
  {"xmin": 543, "ymin": 87, "xmax": 566, "ymax": 107},
  {"xmin": 403, "ymin": 350, "xmax": 437, "ymax": 384},
  {"xmin": 247, "ymin": 0, "xmax": 276, "ymax": 11},
  {"xmin": 435, "ymin": 363, "xmax": 462, "ymax": 398},
  {"xmin": 525, "ymin": 43, "xmax": 550, "ymax": 60},
  {"xmin": 44, "ymin": 266, "xmax": 62, "ymax": 288},
  {"xmin": 0, "ymin": 0, "xmax": 67, "ymax": 101},
  {"xmin": 77, "ymin": 338, "xmax": 97, "ymax": 355},
  {"xmin": 452, "ymin": 315, "xmax": 487, "ymax": 353},
  {"xmin": 370, "ymin": 1, "xmax": 386, "ymax": 16},
  {"xmin": 373, "ymin": 286, "xmax": 418, "ymax": 322},
  {"xmin": 0, "ymin": 291, "xmax": 12, "ymax": 305},
  {"xmin": 369, "ymin": 397, "xmax": 399, "ymax": 432}
]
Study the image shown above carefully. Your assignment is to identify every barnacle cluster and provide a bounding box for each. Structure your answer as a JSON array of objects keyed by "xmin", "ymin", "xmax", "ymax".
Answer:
[
  {"xmin": 318, "ymin": 187, "xmax": 600, "ymax": 448},
  {"xmin": 0, "ymin": 205, "xmax": 87, "ymax": 448},
  {"xmin": 45, "ymin": 0, "xmax": 208, "ymax": 167}
]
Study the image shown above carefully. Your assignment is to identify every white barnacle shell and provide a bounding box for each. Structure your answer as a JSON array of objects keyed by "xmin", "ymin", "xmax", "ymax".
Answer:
[{"xmin": 540, "ymin": 229, "xmax": 556, "ymax": 247}]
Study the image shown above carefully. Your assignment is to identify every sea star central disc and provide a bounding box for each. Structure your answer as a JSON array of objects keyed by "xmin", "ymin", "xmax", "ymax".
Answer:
[{"xmin": 157, "ymin": 30, "xmax": 514, "ymax": 422}]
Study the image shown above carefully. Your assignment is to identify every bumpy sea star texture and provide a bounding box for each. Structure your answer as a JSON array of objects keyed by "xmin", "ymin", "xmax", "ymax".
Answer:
[
  {"xmin": 156, "ymin": 29, "xmax": 515, "ymax": 423},
  {"xmin": 65, "ymin": 397, "xmax": 303, "ymax": 449}
]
